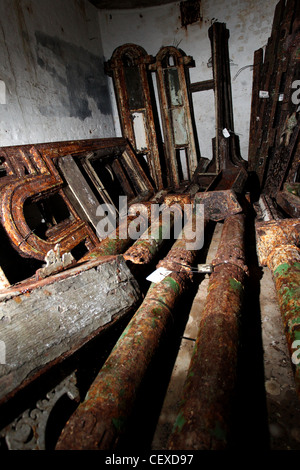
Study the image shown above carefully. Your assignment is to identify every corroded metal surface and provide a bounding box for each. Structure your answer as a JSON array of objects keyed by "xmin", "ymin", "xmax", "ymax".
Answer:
[
  {"xmin": 193, "ymin": 167, "xmax": 247, "ymax": 222},
  {"xmin": 105, "ymin": 44, "xmax": 163, "ymax": 190},
  {"xmin": 79, "ymin": 215, "xmax": 140, "ymax": 261},
  {"xmin": 168, "ymin": 214, "xmax": 248, "ymax": 450},
  {"xmin": 272, "ymin": 252, "xmax": 300, "ymax": 398},
  {"xmin": 79, "ymin": 202, "xmax": 154, "ymax": 261},
  {"xmin": 255, "ymin": 218, "xmax": 300, "ymax": 267},
  {"xmin": 150, "ymin": 46, "xmax": 199, "ymax": 187},
  {"xmin": 254, "ymin": 194, "xmax": 282, "ymax": 222},
  {"xmin": 55, "ymin": 216, "xmax": 207, "ymax": 450},
  {"xmin": 194, "ymin": 189, "xmax": 242, "ymax": 222},
  {"xmin": 123, "ymin": 194, "xmax": 190, "ymax": 265},
  {"xmin": 277, "ymin": 183, "xmax": 300, "ymax": 218},
  {"xmin": 255, "ymin": 208, "xmax": 300, "ymax": 399},
  {"xmin": 0, "ymin": 138, "xmax": 153, "ymax": 267},
  {"xmin": 157, "ymin": 209, "xmax": 207, "ymax": 278},
  {"xmin": 248, "ymin": 0, "xmax": 300, "ymax": 194},
  {"xmin": 207, "ymin": 22, "xmax": 245, "ymax": 173},
  {"xmin": 56, "ymin": 276, "xmax": 184, "ymax": 450},
  {"xmin": 0, "ymin": 150, "xmax": 98, "ymax": 261}
]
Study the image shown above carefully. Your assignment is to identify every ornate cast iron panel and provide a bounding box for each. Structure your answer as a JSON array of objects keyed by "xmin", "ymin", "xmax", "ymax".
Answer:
[
  {"xmin": 0, "ymin": 138, "xmax": 153, "ymax": 283},
  {"xmin": 150, "ymin": 46, "xmax": 199, "ymax": 188},
  {"xmin": 106, "ymin": 44, "xmax": 163, "ymax": 190}
]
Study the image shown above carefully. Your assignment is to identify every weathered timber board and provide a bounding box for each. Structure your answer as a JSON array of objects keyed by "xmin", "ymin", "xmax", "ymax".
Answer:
[{"xmin": 0, "ymin": 255, "xmax": 140, "ymax": 403}]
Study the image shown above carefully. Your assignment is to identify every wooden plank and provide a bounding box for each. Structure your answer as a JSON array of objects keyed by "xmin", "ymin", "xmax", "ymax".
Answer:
[
  {"xmin": 58, "ymin": 155, "xmax": 101, "ymax": 231},
  {"xmin": 0, "ymin": 255, "xmax": 140, "ymax": 404},
  {"xmin": 120, "ymin": 147, "xmax": 154, "ymax": 194},
  {"xmin": 111, "ymin": 158, "xmax": 136, "ymax": 200}
]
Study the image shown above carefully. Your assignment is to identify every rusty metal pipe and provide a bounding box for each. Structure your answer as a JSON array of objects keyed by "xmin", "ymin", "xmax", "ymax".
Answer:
[
  {"xmin": 255, "ymin": 210, "xmax": 300, "ymax": 398},
  {"xmin": 269, "ymin": 246, "xmax": 300, "ymax": 398},
  {"xmin": 79, "ymin": 215, "xmax": 142, "ymax": 261},
  {"xmin": 79, "ymin": 202, "xmax": 155, "ymax": 261},
  {"xmin": 123, "ymin": 195, "xmax": 191, "ymax": 265},
  {"xmin": 168, "ymin": 213, "xmax": 248, "ymax": 450},
  {"xmin": 56, "ymin": 215, "xmax": 207, "ymax": 450},
  {"xmin": 79, "ymin": 195, "xmax": 175, "ymax": 262}
]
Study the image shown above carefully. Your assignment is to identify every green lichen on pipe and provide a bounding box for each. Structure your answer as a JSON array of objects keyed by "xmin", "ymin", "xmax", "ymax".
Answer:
[
  {"xmin": 56, "ymin": 211, "xmax": 206, "ymax": 450},
  {"xmin": 229, "ymin": 277, "xmax": 243, "ymax": 292},
  {"xmin": 56, "ymin": 273, "xmax": 185, "ymax": 450},
  {"xmin": 123, "ymin": 211, "xmax": 176, "ymax": 264},
  {"xmin": 273, "ymin": 262, "xmax": 300, "ymax": 333},
  {"xmin": 80, "ymin": 215, "xmax": 147, "ymax": 260},
  {"xmin": 272, "ymin": 260, "xmax": 300, "ymax": 397},
  {"xmin": 168, "ymin": 214, "xmax": 247, "ymax": 450}
]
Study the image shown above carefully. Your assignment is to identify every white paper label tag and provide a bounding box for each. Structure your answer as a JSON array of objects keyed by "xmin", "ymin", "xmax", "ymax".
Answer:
[
  {"xmin": 0, "ymin": 81, "xmax": 5, "ymax": 104},
  {"xmin": 146, "ymin": 267, "xmax": 173, "ymax": 283},
  {"xmin": 278, "ymin": 93, "xmax": 284, "ymax": 101},
  {"xmin": 222, "ymin": 128, "xmax": 230, "ymax": 138},
  {"xmin": 197, "ymin": 264, "xmax": 213, "ymax": 274},
  {"xmin": 259, "ymin": 90, "xmax": 269, "ymax": 98}
]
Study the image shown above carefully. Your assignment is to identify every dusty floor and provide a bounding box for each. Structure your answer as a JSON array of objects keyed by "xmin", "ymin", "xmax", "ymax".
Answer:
[{"xmin": 152, "ymin": 222, "xmax": 300, "ymax": 451}]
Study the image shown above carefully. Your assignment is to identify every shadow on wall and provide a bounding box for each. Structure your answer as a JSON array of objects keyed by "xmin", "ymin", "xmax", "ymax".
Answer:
[{"xmin": 35, "ymin": 31, "xmax": 112, "ymax": 120}]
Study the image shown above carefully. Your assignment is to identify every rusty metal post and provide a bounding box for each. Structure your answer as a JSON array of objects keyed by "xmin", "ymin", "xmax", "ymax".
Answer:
[
  {"xmin": 79, "ymin": 215, "xmax": 144, "ymax": 260},
  {"xmin": 78, "ymin": 195, "xmax": 172, "ymax": 262},
  {"xmin": 208, "ymin": 22, "xmax": 244, "ymax": 172},
  {"xmin": 79, "ymin": 202, "xmax": 154, "ymax": 261},
  {"xmin": 123, "ymin": 194, "xmax": 191, "ymax": 265},
  {"xmin": 168, "ymin": 213, "xmax": 248, "ymax": 450},
  {"xmin": 56, "ymin": 214, "xmax": 207, "ymax": 450},
  {"xmin": 255, "ymin": 202, "xmax": 300, "ymax": 398},
  {"xmin": 268, "ymin": 246, "xmax": 300, "ymax": 398}
]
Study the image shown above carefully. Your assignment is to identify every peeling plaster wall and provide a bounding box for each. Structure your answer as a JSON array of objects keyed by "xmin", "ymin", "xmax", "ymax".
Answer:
[
  {"xmin": 99, "ymin": 0, "xmax": 279, "ymax": 160},
  {"xmin": 0, "ymin": 0, "xmax": 115, "ymax": 146}
]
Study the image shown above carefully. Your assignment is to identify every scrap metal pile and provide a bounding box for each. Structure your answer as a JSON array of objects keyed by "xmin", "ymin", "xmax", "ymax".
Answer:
[{"xmin": 0, "ymin": 0, "xmax": 299, "ymax": 451}]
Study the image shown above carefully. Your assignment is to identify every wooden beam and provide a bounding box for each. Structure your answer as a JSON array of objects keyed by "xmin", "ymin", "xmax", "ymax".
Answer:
[{"xmin": 0, "ymin": 255, "xmax": 140, "ymax": 404}]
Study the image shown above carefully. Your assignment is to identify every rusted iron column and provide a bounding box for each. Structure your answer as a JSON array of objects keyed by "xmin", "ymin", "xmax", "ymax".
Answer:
[
  {"xmin": 123, "ymin": 194, "xmax": 191, "ymax": 265},
  {"xmin": 79, "ymin": 202, "xmax": 154, "ymax": 261},
  {"xmin": 255, "ymin": 213, "xmax": 300, "ymax": 397},
  {"xmin": 79, "ymin": 215, "xmax": 143, "ymax": 260},
  {"xmin": 208, "ymin": 22, "xmax": 244, "ymax": 172},
  {"xmin": 79, "ymin": 194, "xmax": 171, "ymax": 262},
  {"xmin": 168, "ymin": 213, "xmax": 248, "ymax": 450},
  {"xmin": 269, "ymin": 247, "xmax": 300, "ymax": 397},
  {"xmin": 56, "ymin": 215, "xmax": 207, "ymax": 450}
]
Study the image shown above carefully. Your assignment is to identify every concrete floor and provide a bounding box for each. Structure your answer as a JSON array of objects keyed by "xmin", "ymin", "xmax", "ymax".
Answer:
[
  {"xmin": 152, "ymin": 222, "xmax": 300, "ymax": 450},
  {"xmin": 260, "ymin": 268, "xmax": 300, "ymax": 450}
]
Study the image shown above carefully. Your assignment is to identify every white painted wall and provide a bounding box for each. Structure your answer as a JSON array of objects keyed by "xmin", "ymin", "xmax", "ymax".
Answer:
[
  {"xmin": 99, "ymin": 0, "xmax": 279, "ymax": 160},
  {"xmin": 0, "ymin": 0, "xmax": 115, "ymax": 147}
]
